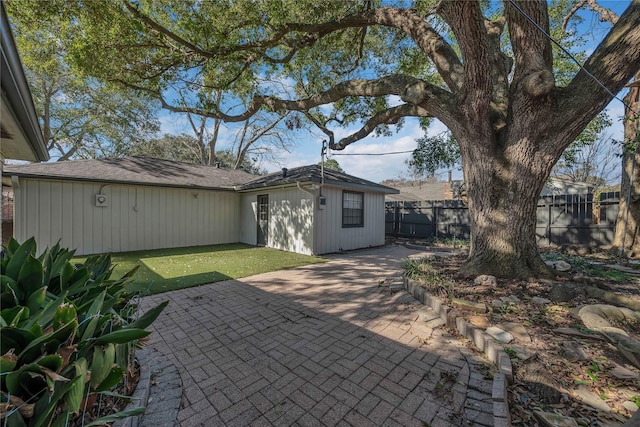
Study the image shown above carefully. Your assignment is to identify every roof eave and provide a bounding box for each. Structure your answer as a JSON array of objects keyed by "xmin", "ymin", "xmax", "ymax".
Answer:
[
  {"xmin": 0, "ymin": 2, "xmax": 49, "ymax": 162},
  {"xmin": 1, "ymin": 171, "xmax": 238, "ymax": 191}
]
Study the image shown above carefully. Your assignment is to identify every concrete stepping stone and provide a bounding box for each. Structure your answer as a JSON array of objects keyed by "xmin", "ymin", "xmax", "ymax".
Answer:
[
  {"xmin": 507, "ymin": 344, "xmax": 536, "ymax": 361},
  {"xmin": 496, "ymin": 322, "xmax": 531, "ymax": 343},
  {"xmin": 452, "ymin": 298, "xmax": 488, "ymax": 312},
  {"xmin": 485, "ymin": 326, "xmax": 513, "ymax": 343}
]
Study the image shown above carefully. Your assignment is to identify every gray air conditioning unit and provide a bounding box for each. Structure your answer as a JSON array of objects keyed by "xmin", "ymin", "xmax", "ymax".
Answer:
[{"xmin": 95, "ymin": 194, "xmax": 109, "ymax": 207}]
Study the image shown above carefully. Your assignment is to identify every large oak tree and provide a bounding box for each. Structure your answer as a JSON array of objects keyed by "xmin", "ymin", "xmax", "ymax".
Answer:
[{"xmin": 24, "ymin": 0, "xmax": 640, "ymax": 278}]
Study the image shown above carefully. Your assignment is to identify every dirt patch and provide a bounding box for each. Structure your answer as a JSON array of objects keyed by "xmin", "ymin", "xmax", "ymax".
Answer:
[{"xmin": 407, "ymin": 249, "xmax": 640, "ymax": 426}]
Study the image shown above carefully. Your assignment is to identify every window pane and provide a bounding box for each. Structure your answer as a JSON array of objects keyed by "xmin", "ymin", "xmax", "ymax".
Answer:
[{"xmin": 342, "ymin": 191, "xmax": 363, "ymax": 227}]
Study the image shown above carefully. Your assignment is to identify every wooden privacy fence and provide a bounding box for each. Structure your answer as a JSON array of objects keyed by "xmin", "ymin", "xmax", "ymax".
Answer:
[{"xmin": 385, "ymin": 192, "xmax": 621, "ymax": 246}]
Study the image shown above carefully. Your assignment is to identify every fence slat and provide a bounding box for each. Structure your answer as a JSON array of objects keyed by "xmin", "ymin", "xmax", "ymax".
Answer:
[{"xmin": 385, "ymin": 192, "xmax": 620, "ymax": 245}]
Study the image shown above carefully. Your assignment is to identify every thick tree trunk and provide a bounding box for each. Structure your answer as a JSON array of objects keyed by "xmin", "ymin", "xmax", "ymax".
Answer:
[
  {"xmin": 457, "ymin": 132, "xmax": 554, "ymax": 279},
  {"xmin": 612, "ymin": 76, "xmax": 640, "ymax": 255}
]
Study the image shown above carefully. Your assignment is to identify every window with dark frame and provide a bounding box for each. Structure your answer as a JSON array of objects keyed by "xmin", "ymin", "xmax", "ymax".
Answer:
[{"xmin": 342, "ymin": 190, "xmax": 364, "ymax": 227}]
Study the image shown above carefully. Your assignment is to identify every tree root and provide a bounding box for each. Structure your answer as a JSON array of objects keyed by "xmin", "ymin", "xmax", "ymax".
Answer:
[
  {"xmin": 585, "ymin": 286, "xmax": 640, "ymax": 311},
  {"xmin": 577, "ymin": 304, "xmax": 640, "ymax": 369}
]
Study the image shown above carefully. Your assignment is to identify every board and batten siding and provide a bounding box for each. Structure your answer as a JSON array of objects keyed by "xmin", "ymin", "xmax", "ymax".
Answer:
[
  {"xmin": 313, "ymin": 185, "xmax": 386, "ymax": 255},
  {"xmin": 12, "ymin": 177, "xmax": 240, "ymax": 255},
  {"xmin": 239, "ymin": 187, "xmax": 314, "ymax": 255}
]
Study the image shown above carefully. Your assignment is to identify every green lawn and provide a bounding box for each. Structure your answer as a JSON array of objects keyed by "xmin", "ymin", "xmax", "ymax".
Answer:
[{"xmin": 74, "ymin": 243, "xmax": 326, "ymax": 295}]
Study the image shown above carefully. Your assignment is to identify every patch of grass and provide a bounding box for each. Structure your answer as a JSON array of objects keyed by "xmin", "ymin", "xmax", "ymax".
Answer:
[
  {"xmin": 542, "ymin": 252, "xmax": 635, "ymax": 281},
  {"xmin": 74, "ymin": 243, "xmax": 326, "ymax": 295},
  {"xmin": 403, "ymin": 257, "xmax": 455, "ymax": 298}
]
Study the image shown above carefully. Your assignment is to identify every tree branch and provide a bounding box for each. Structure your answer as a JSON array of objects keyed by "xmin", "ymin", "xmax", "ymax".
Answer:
[
  {"xmin": 114, "ymin": 74, "xmax": 437, "ymax": 122},
  {"xmin": 332, "ymin": 104, "xmax": 429, "ymax": 150},
  {"xmin": 562, "ymin": 0, "xmax": 619, "ymax": 32},
  {"xmin": 506, "ymin": 0, "xmax": 554, "ymax": 94},
  {"xmin": 558, "ymin": 0, "xmax": 640, "ymax": 145},
  {"xmin": 123, "ymin": 5, "xmax": 464, "ymax": 91}
]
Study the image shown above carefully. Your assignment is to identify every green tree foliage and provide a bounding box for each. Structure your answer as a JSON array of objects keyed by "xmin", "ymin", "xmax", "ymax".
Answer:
[
  {"xmin": 407, "ymin": 131, "xmax": 460, "ymax": 177},
  {"xmin": 318, "ymin": 158, "xmax": 344, "ymax": 172},
  {"xmin": 18, "ymin": 0, "xmax": 640, "ymax": 278},
  {"xmin": 6, "ymin": 2, "xmax": 160, "ymax": 160},
  {"xmin": 127, "ymin": 133, "xmax": 264, "ymax": 174}
]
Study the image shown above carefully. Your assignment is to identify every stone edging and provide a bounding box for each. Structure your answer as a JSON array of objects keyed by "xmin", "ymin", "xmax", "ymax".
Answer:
[
  {"xmin": 114, "ymin": 347, "xmax": 182, "ymax": 427},
  {"xmin": 404, "ymin": 277, "xmax": 512, "ymax": 427}
]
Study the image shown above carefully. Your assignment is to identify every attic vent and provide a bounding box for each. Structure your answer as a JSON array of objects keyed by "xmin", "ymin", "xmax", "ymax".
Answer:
[{"xmin": 282, "ymin": 168, "xmax": 288, "ymax": 178}]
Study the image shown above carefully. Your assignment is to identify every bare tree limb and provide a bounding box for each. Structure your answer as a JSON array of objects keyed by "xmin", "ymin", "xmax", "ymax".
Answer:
[
  {"xmin": 557, "ymin": 0, "xmax": 640, "ymax": 145},
  {"xmin": 333, "ymin": 104, "xmax": 429, "ymax": 150},
  {"xmin": 562, "ymin": 0, "xmax": 619, "ymax": 32}
]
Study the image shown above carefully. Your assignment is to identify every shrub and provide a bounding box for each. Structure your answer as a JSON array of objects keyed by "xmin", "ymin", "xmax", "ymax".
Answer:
[{"xmin": 1, "ymin": 238, "xmax": 168, "ymax": 426}]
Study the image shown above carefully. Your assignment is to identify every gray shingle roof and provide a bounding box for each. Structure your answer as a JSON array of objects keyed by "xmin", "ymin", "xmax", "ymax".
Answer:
[
  {"xmin": 240, "ymin": 165, "xmax": 398, "ymax": 194},
  {"xmin": 2, "ymin": 156, "xmax": 256, "ymax": 190}
]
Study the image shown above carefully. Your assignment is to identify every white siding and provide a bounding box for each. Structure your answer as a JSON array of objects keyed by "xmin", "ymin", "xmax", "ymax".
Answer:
[
  {"xmin": 314, "ymin": 186, "xmax": 386, "ymax": 255},
  {"xmin": 13, "ymin": 178, "xmax": 241, "ymax": 255},
  {"xmin": 239, "ymin": 193, "xmax": 257, "ymax": 246},
  {"xmin": 239, "ymin": 187, "xmax": 314, "ymax": 255}
]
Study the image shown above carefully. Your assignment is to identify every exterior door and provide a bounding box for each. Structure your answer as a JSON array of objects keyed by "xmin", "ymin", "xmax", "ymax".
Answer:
[{"xmin": 257, "ymin": 194, "xmax": 268, "ymax": 246}]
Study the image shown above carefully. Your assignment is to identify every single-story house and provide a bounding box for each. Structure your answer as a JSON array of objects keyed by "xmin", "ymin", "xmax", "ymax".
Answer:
[
  {"xmin": 2, "ymin": 157, "xmax": 398, "ymax": 256},
  {"xmin": 541, "ymin": 176, "xmax": 594, "ymax": 196}
]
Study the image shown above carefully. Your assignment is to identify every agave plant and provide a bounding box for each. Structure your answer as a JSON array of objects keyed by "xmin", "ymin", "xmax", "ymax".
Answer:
[{"xmin": 1, "ymin": 237, "xmax": 168, "ymax": 427}]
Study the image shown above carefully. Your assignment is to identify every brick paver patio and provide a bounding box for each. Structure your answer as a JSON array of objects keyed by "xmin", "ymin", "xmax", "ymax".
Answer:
[{"xmin": 140, "ymin": 245, "xmax": 494, "ymax": 426}]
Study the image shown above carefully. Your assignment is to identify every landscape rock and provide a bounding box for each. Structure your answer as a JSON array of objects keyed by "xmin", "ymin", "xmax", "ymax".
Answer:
[
  {"xmin": 546, "ymin": 260, "xmax": 572, "ymax": 272},
  {"xmin": 473, "ymin": 274, "xmax": 497, "ymax": 287},
  {"xmin": 609, "ymin": 364, "xmax": 640, "ymax": 380},
  {"xmin": 508, "ymin": 344, "xmax": 536, "ymax": 361},
  {"xmin": 497, "ymin": 322, "xmax": 531, "ymax": 342},
  {"xmin": 622, "ymin": 401, "xmax": 638, "ymax": 413},
  {"xmin": 532, "ymin": 296, "xmax": 552, "ymax": 305},
  {"xmin": 534, "ymin": 410, "xmax": 579, "ymax": 427},
  {"xmin": 560, "ymin": 340, "xmax": 590, "ymax": 361},
  {"xmin": 574, "ymin": 385, "xmax": 611, "ymax": 412},
  {"xmin": 486, "ymin": 326, "xmax": 513, "ymax": 343}
]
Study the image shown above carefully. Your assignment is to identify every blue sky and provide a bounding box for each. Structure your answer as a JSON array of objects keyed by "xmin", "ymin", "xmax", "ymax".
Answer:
[{"xmin": 158, "ymin": 0, "xmax": 633, "ymax": 184}]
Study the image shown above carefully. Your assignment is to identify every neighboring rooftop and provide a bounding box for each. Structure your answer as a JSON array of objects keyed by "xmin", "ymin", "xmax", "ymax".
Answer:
[
  {"xmin": 385, "ymin": 181, "xmax": 454, "ymax": 201},
  {"xmin": 2, "ymin": 156, "xmax": 257, "ymax": 190},
  {"xmin": 239, "ymin": 165, "xmax": 399, "ymax": 194}
]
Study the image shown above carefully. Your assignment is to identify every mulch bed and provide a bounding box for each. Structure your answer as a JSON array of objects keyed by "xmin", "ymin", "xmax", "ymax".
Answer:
[{"xmin": 411, "ymin": 249, "xmax": 640, "ymax": 426}]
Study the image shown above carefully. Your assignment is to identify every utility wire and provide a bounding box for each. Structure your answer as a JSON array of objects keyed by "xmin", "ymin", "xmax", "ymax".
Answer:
[
  {"xmin": 506, "ymin": 0, "xmax": 638, "ymax": 117},
  {"xmin": 331, "ymin": 150, "xmax": 414, "ymax": 156}
]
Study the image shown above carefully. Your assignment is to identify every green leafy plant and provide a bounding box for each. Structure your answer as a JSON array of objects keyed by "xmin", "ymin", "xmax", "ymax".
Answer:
[
  {"xmin": 504, "ymin": 347, "xmax": 518, "ymax": 358},
  {"xmin": 1, "ymin": 238, "xmax": 167, "ymax": 426},
  {"xmin": 402, "ymin": 257, "xmax": 455, "ymax": 299}
]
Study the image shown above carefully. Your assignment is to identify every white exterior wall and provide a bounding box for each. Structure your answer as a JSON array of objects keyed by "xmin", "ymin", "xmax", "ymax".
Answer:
[
  {"xmin": 239, "ymin": 187, "xmax": 314, "ymax": 255},
  {"xmin": 314, "ymin": 185, "xmax": 386, "ymax": 255},
  {"xmin": 12, "ymin": 178, "xmax": 240, "ymax": 255}
]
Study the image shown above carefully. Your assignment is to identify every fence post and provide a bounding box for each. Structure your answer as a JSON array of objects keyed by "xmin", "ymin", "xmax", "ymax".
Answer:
[
  {"xmin": 394, "ymin": 203, "xmax": 400, "ymax": 238},
  {"xmin": 433, "ymin": 205, "xmax": 438, "ymax": 238},
  {"xmin": 547, "ymin": 202, "xmax": 552, "ymax": 245}
]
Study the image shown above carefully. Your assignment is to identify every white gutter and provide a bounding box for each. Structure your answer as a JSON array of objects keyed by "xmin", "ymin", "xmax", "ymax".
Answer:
[{"xmin": 296, "ymin": 181, "xmax": 316, "ymax": 195}]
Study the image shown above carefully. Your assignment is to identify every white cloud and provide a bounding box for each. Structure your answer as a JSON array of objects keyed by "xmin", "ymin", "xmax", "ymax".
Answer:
[{"xmin": 260, "ymin": 118, "xmax": 455, "ymax": 182}]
